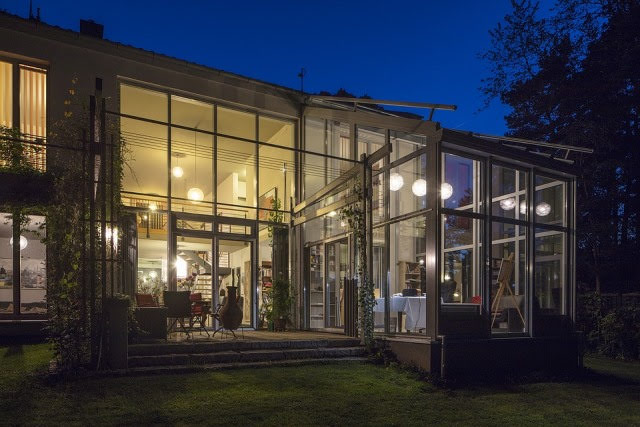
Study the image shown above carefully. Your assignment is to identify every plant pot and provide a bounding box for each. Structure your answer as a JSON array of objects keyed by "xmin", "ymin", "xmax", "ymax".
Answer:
[
  {"xmin": 219, "ymin": 286, "xmax": 243, "ymax": 330},
  {"xmin": 274, "ymin": 318, "xmax": 287, "ymax": 332}
]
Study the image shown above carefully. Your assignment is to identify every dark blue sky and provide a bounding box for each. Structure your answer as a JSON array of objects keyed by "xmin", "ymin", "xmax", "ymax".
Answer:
[{"xmin": 2, "ymin": 1, "xmax": 544, "ymax": 135}]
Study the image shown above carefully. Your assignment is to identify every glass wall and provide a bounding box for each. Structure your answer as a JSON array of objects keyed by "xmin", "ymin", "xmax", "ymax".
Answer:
[
  {"xmin": 0, "ymin": 61, "xmax": 12, "ymax": 128},
  {"xmin": 0, "ymin": 213, "xmax": 13, "ymax": 314},
  {"xmin": 120, "ymin": 83, "xmax": 295, "ymax": 328}
]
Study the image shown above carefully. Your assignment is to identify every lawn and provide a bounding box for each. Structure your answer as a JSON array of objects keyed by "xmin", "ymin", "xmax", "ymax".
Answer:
[{"xmin": 1, "ymin": 344, "xmax": 639, "ymax": 426}]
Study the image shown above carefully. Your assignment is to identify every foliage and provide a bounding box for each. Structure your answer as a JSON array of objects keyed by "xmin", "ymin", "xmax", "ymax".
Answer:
[
  {"xmin": 266, "ymin": 197, "xmax": 283, "ymax": 246},
  {"xmin": 136, "ymin": 276, "xmax": 166, "ymax": 302},
  {"xmin": 482, "ymin": 0, "xmax": 640, "ymax": 293},
  {"xmin": 270, "ymin": 278, "xmax": 292, "ymax": 323},
  {"xmin": 340, "ymin": 181, "xmax": 375, "ymax": 349},
  {"xmin": 577, "ymin": 292, "xmax": 640, "ymax": 360}
]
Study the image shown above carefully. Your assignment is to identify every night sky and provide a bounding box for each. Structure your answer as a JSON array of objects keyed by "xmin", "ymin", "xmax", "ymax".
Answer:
[{"xmin": 1, "ymin": 0, "xmax": 552, "ymax": 135}]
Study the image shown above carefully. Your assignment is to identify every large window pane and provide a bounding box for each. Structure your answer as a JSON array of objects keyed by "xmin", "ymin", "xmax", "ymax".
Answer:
[
  {"xmin": 259, "ymin": 146, "xmax": 294, "ymax": 216},
  {"xmin": 19, "ymin": 66, "xmax": 47, "ymax": 140},
  {"xmin": 171, "ymin": 96, "xmax": 213, "ymax": 132},
  {"xmin": 121, "ymin": 118, "xmax": 168, "ymax": 196},
  {"xmin": 535, "ymin": 176, "xmax": 566, "ymax": 226},
  {"xmin": 443, "ymin": 153, "xmax": 481, "ymax": 212},
  {"xmin": 442, "ymin": 215, "xmax": 482, "ymax": 304},
  {"xmin": 218, "ymin": 239, "xmax": 253, "ymax": 326},
  {"xmin": 0, "ymin": 213, "xmax": 13, "ymax": 314},
  {"xmin": 390, "ymin": 153, "xmax": 426, "ymax": 218},
  {"xmin": 120, "ymin": 84, "xmax": 167, "ymax": 122},
  {"xmin": 259, "ymin": 116, "xmax": 293, "ymax": 148},
  {"xmin": 372, "ymin": 225, "xmax": 386, "ymax": 332},
  {"xmin": 535, "ymin": 230, "xmax": 566, "ymax": 315},
  {"xmin": 383, "ymin": 216, "xmax": 427, "ymax": 334},
  {"xmin": 136, "ymin": 211, "xmax": 168, "ymax": 298},
  {"xmin": 358, "ymin": 126, "xmax": 385, "ymax": 169},
  {"xmin": 218, "ymin": 107, "xmax": 255, "ymax": 140},
  {"xmin": 492, "ymin": 165, "xmax": 528, "ymax": 220},
  {"xmin": 491, "ymin": 222, "xmax": 527, "ymax": 333},
  {"xmin": 0, "ymin": 61, "xmax": 12, "ymax": 128},
  {"xmin": 171, "ymin": 128, "xmax": 213, "ymax": 214},
  {"xmin": 20, "ymin": 216, "xmax": 46, "ymax": 315},
  {"xmin": 217, "ymin": 137, "xmax": 256, "ymax": 219}
]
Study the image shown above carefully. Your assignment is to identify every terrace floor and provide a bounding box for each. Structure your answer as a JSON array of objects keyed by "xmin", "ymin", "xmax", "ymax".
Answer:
[{"xmin": 162, "ymin": 329, "xmax": 354, "ymax": 343}]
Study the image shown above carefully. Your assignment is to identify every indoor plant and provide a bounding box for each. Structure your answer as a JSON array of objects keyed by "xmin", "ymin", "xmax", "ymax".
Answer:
[{"xmin": 271, "ymin": 278, "xmax": 291, "ymax": 331}]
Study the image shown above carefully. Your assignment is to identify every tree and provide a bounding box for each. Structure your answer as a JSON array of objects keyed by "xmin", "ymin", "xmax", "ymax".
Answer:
[{"xmin": 482, "ymin": 0, "xmax": 640, "ymax": 293}]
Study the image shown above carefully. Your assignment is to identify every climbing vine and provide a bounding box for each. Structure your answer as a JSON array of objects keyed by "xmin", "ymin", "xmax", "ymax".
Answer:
[{"xmin": 339, "ymin": 181, "xmax": 375, "ymax": 349}]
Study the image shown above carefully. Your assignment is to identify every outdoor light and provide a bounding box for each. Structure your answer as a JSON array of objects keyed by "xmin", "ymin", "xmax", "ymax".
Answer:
[
  {"xmin": 412, "ymin": 179, "xmax": 427, "ymax": 197},
  {"xmin": 441, "ymin": 182, "xmax": 453, "ymax": 200},
  {"xmin": 149, "ymin": 202, "xmax": 158, "ymax": 211},
  {"xmin": 9, "ymin": 236, "xmax": 28, "ymax": 251},
  {"xmin": 520, "ymin": 200, "xmax": 527, "ymax": 215},
  {"xmin": 536, "ymin": 202, "xmax": 551, "ymax": 216},
  {"xmin": 389, "ymin": 172, "xmax": 404, "ymax": 191},
  {"xmin": 187, "ymin": 187, "xmax": 204, "ymax": 201},
  {"xmin": 499, "ymin": 197, "xmax": 516, "ymax": 210},
  {"xmin": 172, "ymin": 166, "xmax": 184, "ymax": 178}
]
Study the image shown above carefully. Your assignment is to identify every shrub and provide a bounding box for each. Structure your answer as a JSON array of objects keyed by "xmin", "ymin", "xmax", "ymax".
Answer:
[{"xmin": 598, "ymin": 305, "xmax": 640, "ymax": 360}]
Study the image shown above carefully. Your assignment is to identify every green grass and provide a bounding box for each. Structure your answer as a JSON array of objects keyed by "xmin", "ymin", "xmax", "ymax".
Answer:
[{"xmin": 1, "ymin": 344, "xmax": 640, "ymax": 426}]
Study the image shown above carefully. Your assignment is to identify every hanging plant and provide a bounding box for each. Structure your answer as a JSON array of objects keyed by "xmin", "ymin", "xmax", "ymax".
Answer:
[{"xmin": 339, "ymin": 181, "xmax": 375, "ymax": 349}]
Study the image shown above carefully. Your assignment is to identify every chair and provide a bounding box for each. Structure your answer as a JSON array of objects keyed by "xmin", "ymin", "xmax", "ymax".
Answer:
[
  {"xmin": 163, "ymin": 291, "xmax": 192, "ymax": 338},
  {"xmin": 135, "ymin": 293, "xmax": 157, "ymax": 307},
  {"xmin": 189, "ymin": 292, "xmax": 211, "ymax": 337}
]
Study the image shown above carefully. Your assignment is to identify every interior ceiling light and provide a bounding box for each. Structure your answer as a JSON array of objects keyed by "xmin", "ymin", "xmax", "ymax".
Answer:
[
  {"xmin": 172, "ymin": 166, "xmax": 184, "ymax": 178},
  {"xmin": 327, "ymin": 210, "xmax": 337, "ymax": 218},
  {"xmin": 9, "ymin": 235, "xmax": 28, "ymax": 251},
  {"xmin": 441, "ymin": 182, "xmax": 453, "ymax": 200},
  {"xmin": 188, "ymin": 187, "xmax": 204, "ymax": 201},
  {"xmin": 536, "ymin": 202, "xmax": 551, "ymax": 217},
  {"xmin": 520, "ymin": 200, "xmax": 527, "ymax": 215},
  {"xmin": 389, "ymin": 173, "xmax": 404, "ymax": 191},
  {"xmin": 149, "ymin": 202, "xmax": 158, "ymax": 211},
  {"xmin": 499, "ymin": 198, "xmax": 516, "ymax": 210},
  {"xmin": 412, "ymin": 179, "xmax": 427, "ymax": 197}
]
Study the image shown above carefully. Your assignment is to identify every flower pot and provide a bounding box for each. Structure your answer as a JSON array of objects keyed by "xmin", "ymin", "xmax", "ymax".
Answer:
[{"xmin": 219, "ymin": 286, "xmax": 243, "ymax": 330}]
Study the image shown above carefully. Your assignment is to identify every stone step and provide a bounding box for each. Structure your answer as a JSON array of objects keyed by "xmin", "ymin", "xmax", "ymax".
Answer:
[
  {"xmin": 115, "ymin": 357, "xmax": 368, "ymax": 377},
  {"xmin": 129, "ymin": 338, "xmax": 362, "ymax": 357},
  {"xmin": 128, "ymin": 346, "xmax": 366, "ymax": 368}
]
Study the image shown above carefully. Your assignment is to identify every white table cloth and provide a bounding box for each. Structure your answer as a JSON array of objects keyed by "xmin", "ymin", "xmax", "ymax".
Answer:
[{"xmin": 375, "ymin": 296, "xmax": 427, "ymax": 332}]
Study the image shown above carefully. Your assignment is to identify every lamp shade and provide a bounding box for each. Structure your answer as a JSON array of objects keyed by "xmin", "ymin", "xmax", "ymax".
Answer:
[
  {"xmin": 172, "ymin": 166, "xmax": 184, "ymax": 178},
  {"xmin": 389, "ymin": 173, "xmax": 404, "ymax": 191},
  {"xmin": 441, "ymin": 182, "xmax": 453, "ymax": 200},
  {"xmin": 536, "ymin": 202, "xmax": 551, "ymax": 216},
  {"xmin": 9, "ymin": 235, "xmax": 28, "ymax": 251},
  {"xmin": 499, "ymin": 198, "xmax": 516, "ymax": 210},
  {"xmin": 187, "ymin": 187, "xmax": 204, "ymax": 201},
  {"xmin": 412, "ymin": 179, "xmax": 427, "ymax": 197}
]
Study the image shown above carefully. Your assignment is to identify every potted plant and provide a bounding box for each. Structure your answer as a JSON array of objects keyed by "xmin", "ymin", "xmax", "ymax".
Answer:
[{"xmin": 271, "ymin": 278, "xmax": 292, "ymax": 331}]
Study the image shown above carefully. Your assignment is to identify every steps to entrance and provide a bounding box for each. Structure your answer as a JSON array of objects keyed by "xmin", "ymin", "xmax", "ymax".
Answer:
[{"xmin": 125, "ymin": 338, "xmax": 366, "ymax": 375}]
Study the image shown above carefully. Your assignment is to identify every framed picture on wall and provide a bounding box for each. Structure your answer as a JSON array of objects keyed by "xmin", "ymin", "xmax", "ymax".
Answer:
[{"xmin": 258, "ymin": 188, "xmax": 278, "ymax": 221}]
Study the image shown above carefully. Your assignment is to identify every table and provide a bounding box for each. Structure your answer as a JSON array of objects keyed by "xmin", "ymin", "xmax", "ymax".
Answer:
[{"xmin": 374, "ymin": 296, "xmax": 427, "ymax": 332}]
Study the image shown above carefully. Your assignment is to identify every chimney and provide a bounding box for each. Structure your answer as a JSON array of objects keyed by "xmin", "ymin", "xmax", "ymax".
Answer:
[{"xmin": 79, "ymin": 19, "xmax": 104, "ymax": 39}]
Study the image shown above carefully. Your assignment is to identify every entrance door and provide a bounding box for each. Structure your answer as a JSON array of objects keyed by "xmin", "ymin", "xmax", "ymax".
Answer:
[
  {"xmin": 217, "ymin": 238, "xmax": 254, "ymax": 327},
  {"xmin": 325, "ymin": 238, "xmax": 349, "ymax": 329}
]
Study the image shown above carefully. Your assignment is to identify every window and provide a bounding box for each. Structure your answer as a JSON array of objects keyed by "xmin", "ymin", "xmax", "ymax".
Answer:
[
  {"xmin": 0, "ymin": 61, "xmax": 11, "ymax": 128},
  {"xmin": 19, "ymin": 66, "xmax": 47, "ymax": 140}
]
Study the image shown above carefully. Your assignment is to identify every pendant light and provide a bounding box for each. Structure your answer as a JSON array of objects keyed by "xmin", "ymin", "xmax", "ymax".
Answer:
[
  {"xmin": 9, "ymin": 235, "xmax": 28, "ymax": 250},
  {"xmin": 188, "ymin": 131, "xmax": 203, "ymax": 201},
  {"xmin": 389, "ymin": 172, "xmax": 404, "ymax": 191},
  {"xmin": 412, "ymin": 179, "xmax": 427, "ymax": 197},
  {"xmin": 441, "ymin": 182, "xmax": 453, "ymax": 200},
  {"xmin": 536, "ymin": 202, "xmax": 551, "ymax": 216},
  {"xmin": 499, "ymin": 197, "xmax": 516, "ymax": 210}
]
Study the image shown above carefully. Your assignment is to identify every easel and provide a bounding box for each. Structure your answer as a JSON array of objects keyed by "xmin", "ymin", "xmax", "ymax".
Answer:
[{"xmin": 490, "ymin": 253, "xmax": 525, "ymax": 329}]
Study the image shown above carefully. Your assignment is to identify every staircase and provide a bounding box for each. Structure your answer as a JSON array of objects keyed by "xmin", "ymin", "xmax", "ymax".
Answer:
[{"xmin": 124, "ymin": 337, "xmax": 366, "ymax": 375}]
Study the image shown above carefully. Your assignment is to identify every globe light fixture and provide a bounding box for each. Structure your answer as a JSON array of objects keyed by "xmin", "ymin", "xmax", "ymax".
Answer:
[
  {"xmin": 389, "ymin": 172, "xmax": 404, "ymax": 191},
  {"xmin": 412, "ymin": 179, "xmax": 427, "ymax": 197},
  {"xmin": 520, "ymin": 200, "xmax": 527, "ymax": 215},
  {"xmin": 441, "ymin": 182, "xmax": 453, "ymax": 200},
  {"xmin": 172, "ymin": 166, "xmax": 184, "ymax": 178},
  {"xmin": 9, "ymin": 235, "xmax": 28, "ymax": 251},
  {"xmin": 536, "ymin": 202, "xmax": 551, "ymax": 217},
  {"xmin": 187, "ymin": 187, "xmax": 204, "ymax": 201},
  {"xmin": 499, "ymin": 197, "xmax": 516, "ymax": 210},
  {"xmin": 327, "ymin": 210, "xmax": 337, "ymax": 218}
]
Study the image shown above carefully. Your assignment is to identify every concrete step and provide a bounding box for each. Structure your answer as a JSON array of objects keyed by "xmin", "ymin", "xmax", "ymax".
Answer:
[
  {"xmin": 128, "ymin": 346, "xmax": 366, "ymax": 368},
  {"xmin": 129, "ymin": 338, "xmax": 362, "ymax": 357},
  {"xmin": 115, "ymin": 357, "xmax": 368, "ymax": 377}
]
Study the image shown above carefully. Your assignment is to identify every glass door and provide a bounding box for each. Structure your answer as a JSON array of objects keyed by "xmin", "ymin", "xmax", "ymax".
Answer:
[
  {"xmin": 217, "ymin": 238, "xmax": 254, "ymax": 327},
  {"xmin": 325, "ymin": 238, "xmax": 349, "ymax": 329},
  {"xmin": 308, "ymin": 244, "xmax": 324, "ymax": 329}
]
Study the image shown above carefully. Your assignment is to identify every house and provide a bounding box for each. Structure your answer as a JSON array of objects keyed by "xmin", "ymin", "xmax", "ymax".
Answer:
[{"xmin": 0, "ymin": 11, "xmax": 584, "ymax": 377}]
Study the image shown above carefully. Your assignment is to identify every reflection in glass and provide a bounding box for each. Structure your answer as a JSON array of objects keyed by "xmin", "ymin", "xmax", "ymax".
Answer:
[
  {"xmin": 0, "ymin": 213, "xmax": 13, "ymax": 313},
  {"xmin": 20, "ymin": 216, "xmax": 46, "ymax": 314},
  {"xmin": 442, "ymin": 215, "xmax": 482, "ymax": 304},
  {"xmin": 492, "ymin": 165, "xmax": 527, "ymax": 220},
  {"xmin": 535, "ymin": 176, "xmax": 565, "ymax": 225},
  {"xmin": 217, "ymin": 137, "xmax": 256, "ymax": 218},
  {"xmin": 535, "ymin": 231, "xmax": 565, "ymax": 315},
  {"xmin": 443, "ymin": 153, "xmax": 480, "ymax": 211},
  {"xmin": 121, "ymin": 118, "xmax": 168, "ymax": 196}
]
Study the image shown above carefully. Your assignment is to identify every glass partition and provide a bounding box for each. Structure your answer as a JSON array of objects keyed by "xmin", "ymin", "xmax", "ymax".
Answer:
[
  {"xmin": 535, "ymin": 175, "xmax": 566, "ymax": 226},
  {"xmin": 535, "ymin": 230, "xmax": 566, "ymax": 315}
]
